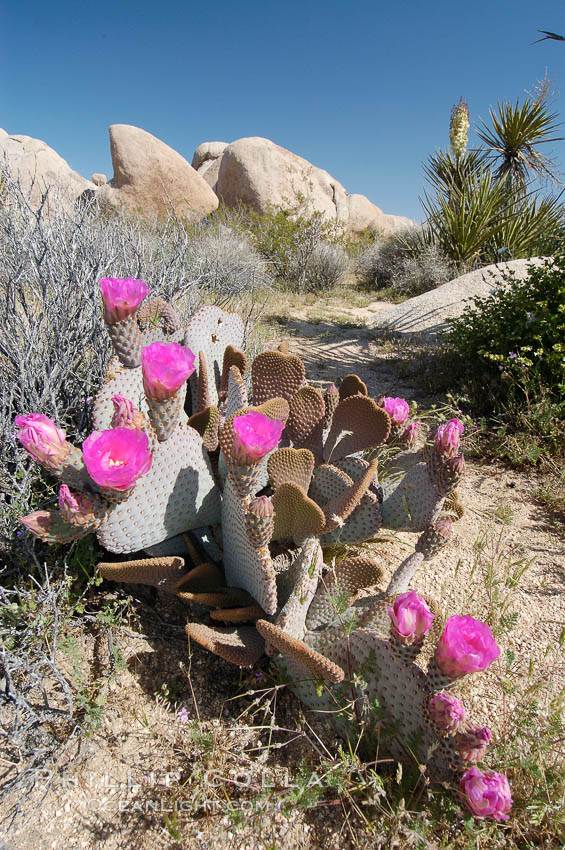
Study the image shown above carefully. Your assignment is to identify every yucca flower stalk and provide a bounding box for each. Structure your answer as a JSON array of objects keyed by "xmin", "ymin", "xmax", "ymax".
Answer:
[{"xmin": 450, "ymin": 98, "xmax": 470, "ymax": 161}]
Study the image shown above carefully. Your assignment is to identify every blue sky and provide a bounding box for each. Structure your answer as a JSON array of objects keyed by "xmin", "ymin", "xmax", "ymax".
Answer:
[{"xmin": 2, "ymin": 0, "xmax": 565, "ymax": 220}]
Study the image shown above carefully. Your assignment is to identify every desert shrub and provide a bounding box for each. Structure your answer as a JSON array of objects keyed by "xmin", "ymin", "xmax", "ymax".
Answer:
[
  {"xmin": 212, "ymin": 201, "xmax": 350, "ymax": 291},
  {"xmin": 447, "ymin": 255, "xmax": 565, "ymax": 404},
  {"xmin": 0, "ymin": 173, "xmax": 267, "ymax": 556},
  {"xmin": 186, "ymin": 221, "xmax": 271, "ymax": 296},
  {"xmin": 288, "ymin": 240, "xmax": 349, "ymax": 292},
  {"xmin": 356, "ymin": 228, "xmax": 455, "ymax": 296}
]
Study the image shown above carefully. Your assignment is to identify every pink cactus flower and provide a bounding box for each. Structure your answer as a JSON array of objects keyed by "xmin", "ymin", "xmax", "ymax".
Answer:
[
  {"xmin": 456, "ymin": 727, "xmax": 492, "ymax": 763},
  {"xmin": 382, "ymin": 397, "xmax": 410, "ymax": 426},
  {"xmin": 99, "ymin": 277, "xmax": 149, "ymax": 325},
  {"xmin": 386, "ymin": 590, "xmax": 435, "ymax": 644},
  {"xmin": 460, "ymin": 767, "xmax": 512, "ymax": 821},
  {"xmin": 435, "ymin": 417, "xmax": 465, "ymax": 457},
  {"xmin": 141, "ymin": 342, "xmax": 196, "ymax": 401},
  {"xmin": 111, "ymin": 394, "xmax": 145, "ymax": 429},
  {"xmin": 19, "ymin": 510, "xmax": 52, "ymax": 538},
  {"xmin": 428, "ymin": 691, "xmax": 466, "ymax": 733},
  {"xmin": 14, "ymin": 413, "xmax": 69, "ymax": 470},
  {"xmin": 58, "ymin": 485, "xmax": 96, "ymax": 525},
  {"xmin": 82, "ymin": 427, "xmax": 152, "ymax": 491},
  {"xmin": 435, "ymin": 615, "xmax": 500, "ymax": 679},
  {"xmin": 401, "ymin": 421, "xmax": 421, "ymax": 445},
  {"xmin": 232, "ymin": 411, "xmax": 284, "ymax": 465}
]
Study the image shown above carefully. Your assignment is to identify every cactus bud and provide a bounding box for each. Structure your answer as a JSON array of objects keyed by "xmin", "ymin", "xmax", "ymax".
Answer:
[
  {"xmin": 20, "ymin": 510, "xmax": 52, "ymax": 538},
  {"xmin": 386, "ymin": 590, "xmax": 435, "ymax": 644},
  {"xmin": 446, "ymin": 454, "xmax": 466, "ymax": 475},
  {"xmin": 15, "ymin": 413, "xmax": 70, "ymax": 470},
  {"xmin": 401, "ymin": 421, "xmax": 421, "ymax": 446},
  {"xmin": 58, "ymin": 485, "xmax": 96, "ymax": 526},
  {"xmin": 456, "ymin": 727, "xmax": 492, "ymax": 763},
  {"xmin": 435, "ymin": 518, "xmax": 453, "ymax": 539},
  {"xmin": 434, "ymin": 418, "xmax": 464, "ymax": 457},
  {"xmin": 249, "ymin": 495, "xmax": 274, "ymax": 518},
  {"xmin": 429, "ymin": 691, "xmax": 466, "ymax": 733},
  {"xmin": 111, "ymin": 394, "xmax": 145, "ymax": 429}
]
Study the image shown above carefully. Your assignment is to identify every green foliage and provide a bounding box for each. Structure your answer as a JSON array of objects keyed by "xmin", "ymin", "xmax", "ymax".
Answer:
[
  {"xmin": 211, "ymin": 201, "xmax": 349, "ymax": 292},
  {"xmin": 477, "ymin": 96, "xmax": 563, "ymax": 194},
  {"xmin": 447, "ymin": 255, "xmax": 565, "ymax": 403},
  {"xmin": 420, "ymin": 91, "xmax": 565, "ymax": 269}
]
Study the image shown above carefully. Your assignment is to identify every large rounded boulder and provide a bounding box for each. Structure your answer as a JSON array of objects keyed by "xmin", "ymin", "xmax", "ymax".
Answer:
[
  {"xmin": 0, "ymin": 127, "xmax": 93, "ymax": 212},
  {"xmin": 216, "ymin": 137, "xmax": 349, "ymax": 222},
  {"xmin": 97, "ymin": 124, "xmax": 218, "ymax": 220}
]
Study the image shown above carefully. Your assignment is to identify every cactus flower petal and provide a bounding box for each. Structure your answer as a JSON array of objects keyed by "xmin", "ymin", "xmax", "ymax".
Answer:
[
  {"xmin": 82, "ymin": 427, "xmax": 152, "ymax": 491},
  {"xmin": 428, "ymin": 691, "xmax": 466, "ymax": 733},
  {"xmin": 386, "ymin": 590, "xmax": 435, "ymax": 644},
  {"xmin": 142, "ymin": 341, "xmax": 196, "ymax": 401},
  {"xmin": 232, "ymin": 412, "xmax": 284, "ymax": 465},
  {"xmin": 382, "ymin": 397, "xmax": 410, "ymax": 426},
  {"xmin": 435, "ymin": 615, "xmax": 500, "ymax": 678},
  {"xmin": 460, "ymin": 767, "xmax": 512, "ymax": 821},
  {"xmin": 99, "ymin": 277, "xmax": 149, "ymax": 325}
]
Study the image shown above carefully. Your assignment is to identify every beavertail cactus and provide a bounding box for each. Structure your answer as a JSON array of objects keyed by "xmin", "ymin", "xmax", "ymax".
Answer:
[{"xmin": 17, "ymin": 285, "xmax": 512, "ymax": 820}]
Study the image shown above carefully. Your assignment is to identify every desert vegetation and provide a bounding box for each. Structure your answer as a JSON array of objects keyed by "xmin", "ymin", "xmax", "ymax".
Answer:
[{"xmin": 1, "ymin": 83, "xmax": 564, "ymax": 849}]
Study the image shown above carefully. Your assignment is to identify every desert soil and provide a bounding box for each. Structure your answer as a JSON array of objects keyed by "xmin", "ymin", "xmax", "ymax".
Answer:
[{"xmin": 2, "ymin": 312, "xmax": 564, "ymax": 850}]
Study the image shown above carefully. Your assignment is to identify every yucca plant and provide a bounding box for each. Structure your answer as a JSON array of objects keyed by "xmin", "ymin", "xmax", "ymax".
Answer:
[
  {"xmin": 477, "ymin": 97, "xmax": 564, "ymax": 195},
  {"xmin": 421, "ymin": 169, "xmax": 511, "ymax": 267}
]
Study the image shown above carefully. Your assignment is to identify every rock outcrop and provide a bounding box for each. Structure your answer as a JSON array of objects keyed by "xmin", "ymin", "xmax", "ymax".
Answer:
[
  {"xmin": 192, "ymin": 141, "xmax": 228, "ymax": 193},
  {"xmin": 97, "ymin": 125, "xmax": 218, "ymax": 220},
  {"xmin": 194, "ymin": 136, "xmax": 413, "ymax": 234},
  {"xmin": 216, "ymin": 136, "xmax": 350, "ymax": 222},
  {"xmin": 0, "ymin": 128, "xmax": 93, "ymax": 211},
  {"xmin": 370, "ymin": 259, "xmax": 544, "ymax": 339}
]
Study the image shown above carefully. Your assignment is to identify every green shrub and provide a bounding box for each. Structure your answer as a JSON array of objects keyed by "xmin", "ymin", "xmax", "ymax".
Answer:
[
  {"xmin": 446, "ymin": 254, "xmax": 565, "ymax": 405},
  {"xmin": 211, "ymin": 202, "xmax": 350, "ymax": 292}
]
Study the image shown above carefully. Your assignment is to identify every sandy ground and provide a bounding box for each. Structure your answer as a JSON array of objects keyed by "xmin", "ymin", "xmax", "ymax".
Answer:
[{"xmin": 2, "ymin": 316, "xmax": 563, "ymax": 850}]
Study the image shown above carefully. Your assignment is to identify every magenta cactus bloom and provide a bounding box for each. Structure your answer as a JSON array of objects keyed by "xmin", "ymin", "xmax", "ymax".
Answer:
[
  {"xmin": 19, "ymin": 510, "xmax": 52, "ymax": 538},
  {"xmin": 435, "ymin": 417, "xmax": 465, "ymax": 457},
  {"xmin": 232, "ymin": 411, "xmax": 284, "ymax": 465},
  {"xmin": 82, "ymin": 427, "xmax": 152, "ymax": 491},
  {"xmin": 428, "ymin": 691, "xmax": 466, "ymax": 733},
  {"xmin": 401, "ymin": 421, "xmax": 421, "ymax": 445},
  {"xmin": 99, "ymin": 277, "xmax": 149, "ymax": 325},
  {"xmin": 382, "ymin": 396, "xmax": 410, "ymax": 426},
  {"xmin": 456, "ymin": 727, "xmax": 492, "ymax": 763},
  {"xmin": 111, "ymin": 394, "xmax": 145, "ymax": 429},
  {"xmin": 460, "ymin": 767, "xmax": 512, "ymax": 821},
  {"xmin": 386, "ymin": 590, "xmax": 435, "ymax": 644},
  {"xmin": 435, "ymin": 615, "xmax": 500, "ymax": 679},
  {"xmin": 141, "ymin": 342, "xmax": 196, "ymax": 401},
  {"xmin": 14, "ymin": 413, "xmax": 69, "ymax": 470},
  {"xmin": 58, "ymin": 484, "xmax": 96, "ymax": 525}
]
